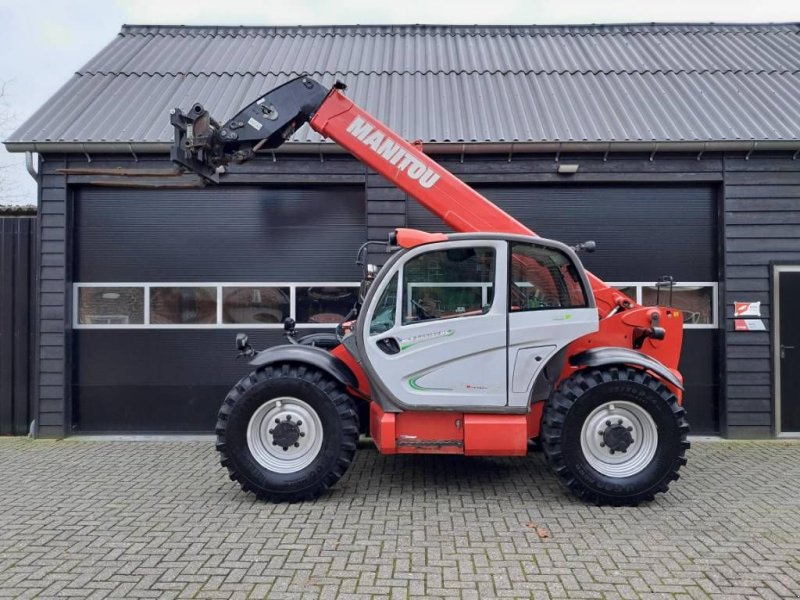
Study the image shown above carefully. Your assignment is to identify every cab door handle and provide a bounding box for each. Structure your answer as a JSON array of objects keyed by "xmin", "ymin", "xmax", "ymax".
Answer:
[
  {"xmin": 781, "ymin": 344, "xmax": 795, "ymax": 359},
  {"xmin": 377, "ymin": 337, "xmax": 401, "ymax": 355}
]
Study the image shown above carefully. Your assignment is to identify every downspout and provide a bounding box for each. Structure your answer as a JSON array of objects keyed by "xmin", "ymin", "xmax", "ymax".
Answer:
[{"xmin": 25, "ymin": 151, "xmax": 38, "ymax": 180}]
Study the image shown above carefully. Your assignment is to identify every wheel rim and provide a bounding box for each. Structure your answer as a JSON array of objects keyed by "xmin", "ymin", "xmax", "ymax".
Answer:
[
  {"xmin": 579, "ymin": 400, "xmax": 658, "ymax": 478},
  {"xmin": 247, "ymin": 396, "xmax": 324, "ymax": 474}
]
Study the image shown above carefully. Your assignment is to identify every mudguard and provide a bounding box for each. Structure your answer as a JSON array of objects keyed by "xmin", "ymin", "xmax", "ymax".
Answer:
[
  {"xmin": 569, "ymin": 347, "xmax": 684, "ymax": 391},
  {"xmin": 249, "ymin": 344, "xmax": 358, "ymax": 389}
]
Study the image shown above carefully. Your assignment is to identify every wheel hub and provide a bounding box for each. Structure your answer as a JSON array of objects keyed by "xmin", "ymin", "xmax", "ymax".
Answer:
[
  {"xmin": 580, "ymin": 401, "xmax": 659, "ymax": 478},
  {"xmin": 600, "ymin": 419, "xmax": 635, "ymax": 453},
  {"xmin": 246, "ymin": 396, "xmax": 324, "ymax": 474},
  {"xmin": 269, "ymin": 416, "xmax": 303, "ymax": 450}
]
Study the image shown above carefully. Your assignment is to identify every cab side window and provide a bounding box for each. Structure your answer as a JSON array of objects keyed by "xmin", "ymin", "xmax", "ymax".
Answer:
[
  {"xmin": 402, "ymin": 247, "xmax": 495, "ymax": 325},
  {"xmin": 369, "ymin": 274, "xmax": 398, "ymax": 335},
  {"xmin": 509, "ymin": 243, "xmax": 588, "ymax": 311}
]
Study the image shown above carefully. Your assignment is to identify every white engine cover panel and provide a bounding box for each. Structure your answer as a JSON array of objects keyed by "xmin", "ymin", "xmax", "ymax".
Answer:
[
  {"xmin": 511, "ymin": 345, "xmax": 557, "ymax": 394},
  {"xmin": 411, "ymin": 341, "xmax": 507, "ymax": 399},
  {"xmin": 507, "ymin": 308, "xmax": 598, "ymax": 408}
]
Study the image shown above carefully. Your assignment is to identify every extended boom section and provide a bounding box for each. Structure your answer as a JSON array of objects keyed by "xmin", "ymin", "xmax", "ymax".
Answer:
[
  {"xmin": 172, "ymin": 75, "xmax": 630, "ymax": 314},
  {"xmin": 169, "ymin": 75, "xmax": 683, "ymax": 367}
]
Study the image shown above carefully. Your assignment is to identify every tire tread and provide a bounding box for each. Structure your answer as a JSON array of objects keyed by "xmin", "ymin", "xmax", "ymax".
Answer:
[
  {"xmin": 215, "ymin": 364, "xmax": 358, "ymax": 503},
  {"xmin": 542, "ymin": 367, "xmax": 690, "ymax": 506}
]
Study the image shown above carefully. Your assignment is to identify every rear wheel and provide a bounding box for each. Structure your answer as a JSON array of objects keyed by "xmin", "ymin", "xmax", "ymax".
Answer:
[
  {"xmin": 542, "ymin": 367, "xmax": 689, "ymax": 505},
  {"xmin": 216, "ymin": 364, "xmax": 358, "ymax": 502}
]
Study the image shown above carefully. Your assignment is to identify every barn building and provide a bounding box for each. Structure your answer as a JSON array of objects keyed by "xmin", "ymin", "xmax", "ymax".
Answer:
[{"xmin": 3, "ymin": 23, "xmax": 800, "ymax": 438}]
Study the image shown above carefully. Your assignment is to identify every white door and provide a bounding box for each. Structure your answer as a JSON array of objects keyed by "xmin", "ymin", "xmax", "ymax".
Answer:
[
  {"xmin": 361, "ymin": 240, "xmax": 508, "ymax": 409},
  {"xmin": 505, "ymin": 240, "xmax": 599, "ymax": 408}
]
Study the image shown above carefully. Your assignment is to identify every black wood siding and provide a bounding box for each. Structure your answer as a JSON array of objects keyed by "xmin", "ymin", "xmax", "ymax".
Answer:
[
  {"xmin": 37, "ymin": 157, "xmax": 71, "ymax": 438},
  {"xmin": 0, "ymin": 217, "xmax": 37, "ymax": 435},
  {"xmin": 723, "ymin": 156, "xmax": 800, "ymax": 438}
]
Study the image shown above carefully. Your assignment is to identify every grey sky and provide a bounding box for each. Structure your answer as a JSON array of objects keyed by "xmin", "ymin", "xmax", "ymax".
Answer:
[{"xmin": 1, "ymin": 0, "xmax": 798, "ymax": 205}]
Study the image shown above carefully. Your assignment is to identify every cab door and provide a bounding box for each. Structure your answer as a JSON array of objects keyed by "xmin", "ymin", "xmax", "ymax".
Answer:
[
  {"xmin": 506, "ymin": 241, "xmax": 599, "ymax": 408},
  {"xmin": 359, "ymin": 240, "xmax": 508, "ymax": 409}
]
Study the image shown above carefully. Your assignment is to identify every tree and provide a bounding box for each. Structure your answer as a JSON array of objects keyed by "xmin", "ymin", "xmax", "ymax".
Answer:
[{"xmin": 0, "ymin": 80, "xmax": 34, "ymax": 208}]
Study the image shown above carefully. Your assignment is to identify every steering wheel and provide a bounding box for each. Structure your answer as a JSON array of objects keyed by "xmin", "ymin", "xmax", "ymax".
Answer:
[{"xmin": 411, "ymin": 298, "xmax": 434, "ymax": 320}]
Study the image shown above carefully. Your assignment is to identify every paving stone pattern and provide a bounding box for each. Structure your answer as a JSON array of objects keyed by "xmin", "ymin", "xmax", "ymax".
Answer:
[{"xmin": 0, "ymin": 439, "xmax": 798, "ymax": 599}]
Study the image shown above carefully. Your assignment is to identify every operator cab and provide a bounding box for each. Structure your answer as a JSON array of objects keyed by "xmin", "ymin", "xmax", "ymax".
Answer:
[{"xmin": 352, "ymin": 229, "xmax": 599, "ymax": 413}]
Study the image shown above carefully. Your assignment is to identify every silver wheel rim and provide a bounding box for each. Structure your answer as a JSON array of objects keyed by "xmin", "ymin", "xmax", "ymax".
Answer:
[
  {"xmin": 246, "ymin": 396, "xmax": 324, "ymax": 474},
  {"xmin": 580, "ymin": 401, "xmax": 658, "ymax": 478}
]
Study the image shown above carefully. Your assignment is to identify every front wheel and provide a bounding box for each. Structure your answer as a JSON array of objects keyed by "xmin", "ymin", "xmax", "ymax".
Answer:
[
  {"xmin": 216, "ymin": 364, "xmax": 358, "ymax": 502},
  {"xmin": 542, "ymin": 367, "xmax": 689, "ymax": 506}
]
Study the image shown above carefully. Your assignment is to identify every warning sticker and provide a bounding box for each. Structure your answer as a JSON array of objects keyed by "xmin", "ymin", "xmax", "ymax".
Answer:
[
  {"xmin": 734, "ymin": 301, "xmax": 761, "ymax": 317},
  {"xmin": 735, "ymin": 319, "xmax": 766, "ymax": 331},
  {"xmin": 247, "ymin": 117, "xmax": 263, "ymax": 131}
]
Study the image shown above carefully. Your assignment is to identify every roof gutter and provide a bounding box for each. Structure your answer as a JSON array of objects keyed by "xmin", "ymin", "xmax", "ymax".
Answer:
[{"xmin": 5, "ymin": 140, "xmax": 800, "ymax": 156}]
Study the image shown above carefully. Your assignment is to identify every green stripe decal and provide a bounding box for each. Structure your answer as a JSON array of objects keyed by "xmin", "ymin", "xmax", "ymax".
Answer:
[
  {"xmin": 399, "ymin": 329, "xmax": 454, "ymax": 351},
  {"xmin": 408, "ymin": 375, "xmax": 452, "ymax": 392}
]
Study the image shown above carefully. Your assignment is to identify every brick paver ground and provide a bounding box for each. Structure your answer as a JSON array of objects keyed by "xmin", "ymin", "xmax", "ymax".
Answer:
[{"xmin": 0, "ymin": 438, "xmax": 798, "ymax": 599}]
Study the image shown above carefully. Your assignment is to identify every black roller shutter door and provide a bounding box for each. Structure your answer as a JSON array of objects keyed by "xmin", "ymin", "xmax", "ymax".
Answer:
[
  {"xmin": 408, "ymin": 184, "xmax": 716, "ymax": 281},
  {"xmin": 73, "ymin": 185, "xmax": 365, "ymax": 432},
  {"xmin": 409, "ymin": 183, "xmax": 719, "ymax": 433},
  {"xmin": 75, "ymin": 186, "xmax": 365, "ymax": 282}
]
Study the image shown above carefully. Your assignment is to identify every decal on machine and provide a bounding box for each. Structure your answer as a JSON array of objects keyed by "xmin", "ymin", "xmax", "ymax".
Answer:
[
  {"xmin": 346, "ymin": 116, "xmax": 441, "ymax": 189},
  {"xmin": 551, "ymin": 313, "xmax": 573, "ymax": 321},
  {"xmin": 399, "ymin": 329, "xmax": 454, "ymax": 351},
  {"xmin": 407, "ymin": 375, "xmax": 452, "ymax": 392}
]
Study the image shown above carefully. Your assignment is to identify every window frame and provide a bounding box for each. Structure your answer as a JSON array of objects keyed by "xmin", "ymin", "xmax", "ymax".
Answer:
[
  {"xmin": 76, "ymin": 285, "xmax": 145, "ymax": 326},
  {"xmin": 221, "ymin": 285, "xmax": 292, "ymax": 325},
  {"xmin": 73, "ymin": 282, "xmax": 360, "ymax": 329},
  {"xmin": 148, "ymin": 285, "xmax": 218, "ymax": 326},
  {"xmin": 609, "ymin": 281, "xmax": 719, "ymax": 330}
]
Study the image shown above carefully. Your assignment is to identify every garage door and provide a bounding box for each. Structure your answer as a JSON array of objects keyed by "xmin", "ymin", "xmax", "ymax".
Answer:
[
  {"xmin": 409, "ymin": 183, "xmax": 720, "ymax": 433},
  {"xmin": 72, "ymin": 185, "xmax": 365, "ymax": 432}
]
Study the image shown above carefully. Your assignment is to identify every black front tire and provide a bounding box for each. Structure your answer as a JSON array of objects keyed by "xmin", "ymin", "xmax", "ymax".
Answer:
[
  {"xmin": 216, "ymin": 364, "xmax": 358, "ymax": 502},
  {"xmin": 542, "ymin": 367, "xmax": 690, "ymax": 506}
]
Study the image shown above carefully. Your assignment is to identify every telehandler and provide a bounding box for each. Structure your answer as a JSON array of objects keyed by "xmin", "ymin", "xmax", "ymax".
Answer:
[{"xmin": 170, "ymin": 76, "xmax": 689, "ymax": 505}]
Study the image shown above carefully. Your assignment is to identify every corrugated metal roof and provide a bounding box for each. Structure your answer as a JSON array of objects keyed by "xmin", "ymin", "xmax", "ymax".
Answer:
[{"xmin": 6, "ymin": 23, "xmax": 800, "ymax": 150}]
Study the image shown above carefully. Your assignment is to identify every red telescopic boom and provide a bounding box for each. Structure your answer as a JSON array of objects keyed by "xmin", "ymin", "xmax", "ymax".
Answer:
[
  {"xmin": 169, "ymin": 76, "xmax": 635, "ymax": 316},
  {"xmin": 309, "ymin": 88, "xmax": 630, "ymax": 316}
]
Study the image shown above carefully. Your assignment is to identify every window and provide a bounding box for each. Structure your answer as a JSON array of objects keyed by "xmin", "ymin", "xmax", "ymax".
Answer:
[
  {"xmin": 223, "ymin": 287, "xmax": 290, "ymax": 324},
  {"xmin": 370, "ymin": 274, "xmax": 398, "ymax": 335},
  {"xmin": 509, "ymin": 242, "xmax": 588, "ymax": 311},
  {"xmin": 296, "ymin": 286, "xmax": 358, "ymax": 324},
  {"xmin": 613, "ymin": 286, "xmax": 637, "ymax": 301},
  {"xmin": 608, "ymin": 282, "xmax": 718, "ymax": 329},
  {"xmin": 402, "ymin": 246, "xmax": 495, "ymax": 325},
  {"xmin": 150, "ymin": 287, "xmax": 217, "ymax": 324},
  {"xmin": 642, "ymin": 285, "xmax": 714, "ymax": 326},
  {"xmin": 74, "ymin": 282, "xmax": 360, "ymax": 329},
  {"xmin": 78, "ymin": 287, "xmax": 144, "ymax": 324}
]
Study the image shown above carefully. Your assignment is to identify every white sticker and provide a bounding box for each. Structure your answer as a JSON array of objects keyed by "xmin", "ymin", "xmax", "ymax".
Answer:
[
  {"xmin": 734, "ymin": 301, "xmax": 761, "ymax": 317},
  {"xmin": 735, "ymin": 319, "xmax": 766, "ymax": 331},
  {"xmin": 247, "ymin": 117, "xmax": 263, "ymax": 131}
]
